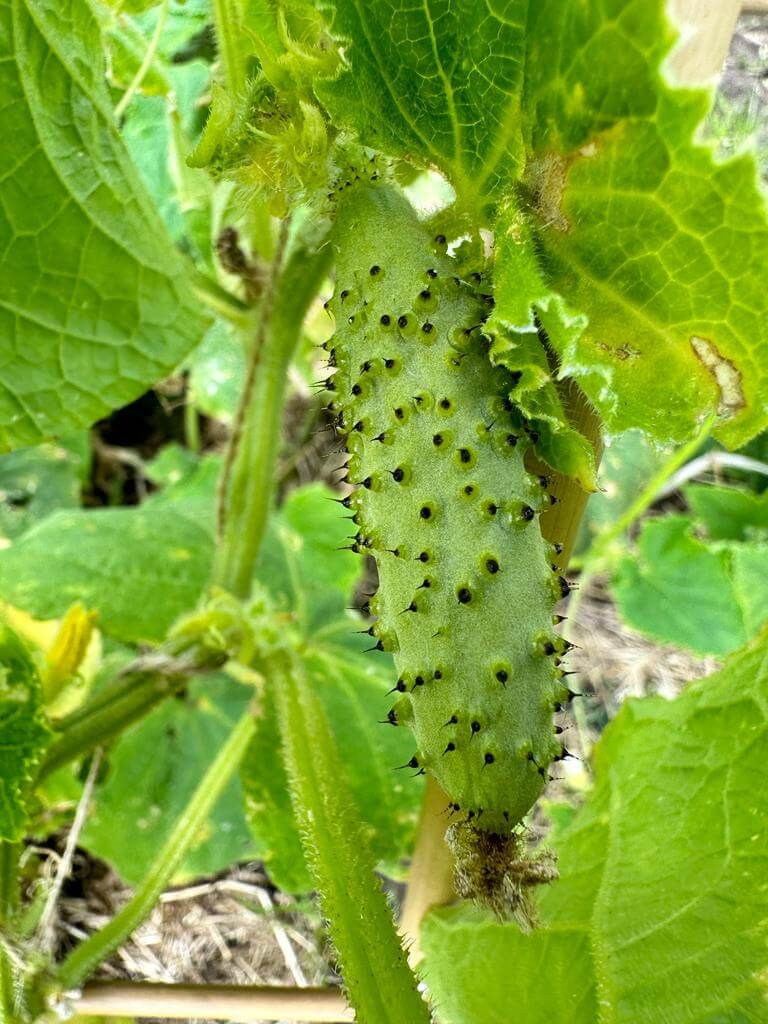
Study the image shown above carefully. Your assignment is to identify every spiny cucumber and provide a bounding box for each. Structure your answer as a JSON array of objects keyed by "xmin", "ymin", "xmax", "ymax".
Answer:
[{"xmin": 324, "ymin": 176, "xmax": 572, "ymax": 900}]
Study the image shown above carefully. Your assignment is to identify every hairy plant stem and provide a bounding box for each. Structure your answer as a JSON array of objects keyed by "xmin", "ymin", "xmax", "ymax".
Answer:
[
  {"xmin": 214, "ymin": 219, "xmax": 331, "ymax": 599},
  {"xmin": 401, "ymin": 380, "xmax": 603, "ymax": 961},
  {"xmin": 210, "ymin": 0, "xmax": 248, "ymax": 97},
  {"xmin": 272, "ymin": 650, "xmax": 429, "ymax": 1024},
  {"xmin": 37, "ymin": 643, "xmax": 228, "ymax": 781},
  {"xmin": 55, "ymin": 710, "xmax": 255, "ymax": 992},
  {"xmin": 0, "ymin": 843, "xmax": 20, "ymax": 1023},
  {"xmin": 215, "ymin": 217, "xmax": 291, "ymax": 584}
]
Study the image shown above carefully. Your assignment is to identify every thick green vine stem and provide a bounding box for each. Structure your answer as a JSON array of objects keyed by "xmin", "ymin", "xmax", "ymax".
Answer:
[
  {"xmin": 214, "ymin": 215, "xmax": 331, "ymax": 599},
  {"xmin": 210, "ymin": 0, "xmax": 249, "ymax": 97},
  {"xmin": 271, "ymin": 649, "xmax": 430, "ymax": 1024},
  {"xmin": 326, "ymin": 177, "xmax": 572, "ymax": 915},
  {"xmin": 53, "ymin": 710, "xmax": 255, "ymax": 995}
]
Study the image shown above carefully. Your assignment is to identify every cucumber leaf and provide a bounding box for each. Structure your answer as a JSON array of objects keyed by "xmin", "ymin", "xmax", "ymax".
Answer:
[
  {"xmin": 317, "ymin": 0, "xmax": 528, "ymax": 207},
  {"xmin": 0, "ymin": 0, "xmax": 208, "ymax": 448},
  {"xmin": 0, "ymin": 505, "xmax": 214, "ymax": 643},
  {"xmin": 316, "ymin": 1, "xmax": 768, "ymax": 452},
  {"xmin": 422, "ymin": 907, "xmax": 596, "ymax": 1024},
  {"xmin": 685, "ymin": 483, "xmax": 768, "ymax": 542},
  {"xmin": 508, "ymin": 2, "xmax": 768, "ymax": 450}
]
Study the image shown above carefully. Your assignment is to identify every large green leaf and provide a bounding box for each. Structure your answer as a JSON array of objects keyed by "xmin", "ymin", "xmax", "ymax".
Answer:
[
  {"xmin": 423, "ymin": 626, "xmax": 768, "ymax": 1023},
  {"xmin": 0, "ymin": 0, "xmax": 208, "ymax": 448},
  {"xmin": 316, "ymin": 0, "xmax": 528, "ymax": 207},
  {"xmin": 318, "ymin": 1, "xmax": 768, "ymax": 453},
  {"xmin": 0, "ymin": 625, "xmax": 51, "ymax": 840},
  {"xmin": 0, "ymin": 505, "xmax": 213, "ymax": 643},
  {"xmin": 513, "ymin": 2, "xmax": 768, "ymax": 450},
  {"xmin": 80, "ymin": 672, "xmax": 253, "ymax": 885},
  {"xmin": 613, "ymin": 515, "xmax": 768, "ymax": 656}
]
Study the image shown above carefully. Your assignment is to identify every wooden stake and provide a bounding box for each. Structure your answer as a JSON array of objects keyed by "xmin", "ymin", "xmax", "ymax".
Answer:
[
  {"xmin": 667, "ymin": 0, "xmax": 741, "ymax": 84},
  {"xmin": 70, "ymin": 981, "xmax": 355, "ymax": 1023},
  {"xmin": 398, "ymin": 776, "xmax": 455, "ymax": 964}
]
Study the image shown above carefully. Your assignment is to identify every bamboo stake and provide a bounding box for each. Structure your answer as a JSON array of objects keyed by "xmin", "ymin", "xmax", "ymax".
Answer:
[
  {"xmin": 667, "ymin": 0, "xmax": 742, "ymax": 84},
  {"xmin": 70, "ymin": 981, "xmax": 355, "ymax": 1022}
]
